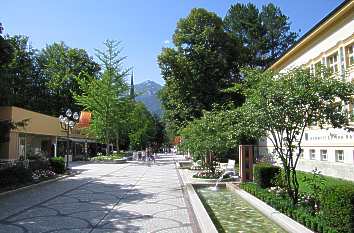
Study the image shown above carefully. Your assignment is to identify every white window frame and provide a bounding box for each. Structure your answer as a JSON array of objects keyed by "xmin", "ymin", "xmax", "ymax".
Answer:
[
  {"xmin": 346, "ymin": 43, "xmax": 354, "ymax": 67},
  {"xmin": 349, "ymin": 101, "xmax": 354, "ymax": 122},
  {"xmin": 335, "ymin": 150, "xmax": 344, "ymax": 163},
  {"xmin": 314, "ymin": 61, "xmax": 322, "ymax": 76},
  {"xmin": 309, "ymin": 149, "xmax": 316, "ymax": 160},
  {"xmin": 320, "ymin": 149, "xmax": 327, "ymax": 161},
  {"xmin": 327, "ymin": 52, "xmax": 339, "ymax": 73}
]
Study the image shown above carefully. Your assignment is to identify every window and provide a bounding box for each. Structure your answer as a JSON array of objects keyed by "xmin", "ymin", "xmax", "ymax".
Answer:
[
  {"xmin": 346, "ymin": 43, "xmax": 354, "ymax": 67},
  {"xmin": 327, "ymin": 52, "xmax": 339, "ymax": 73},
  {"xmin": 335, "ymin": 150, "xmax": 344, "ymax": 162},
  {"xmin": 309, "ymin": 64, "xmax": 315, "ymax": 75},
  {"xmin": 309, "ymin": 149, "xmax": 316, "ymax": 160},
  {"xmin": 314, "ymin": 61, "xmax": 322, "ymax": 75},
  {"xmin": 320, "ymin": 150, "xmax": 327, "ymax": 161},
  {"xmin": 349, "ymin": 102, "xmax": 354, "ymax": 122},
  {"xmin": 18, "ymin": 135, "xmax": 26, "ymax": 160}
]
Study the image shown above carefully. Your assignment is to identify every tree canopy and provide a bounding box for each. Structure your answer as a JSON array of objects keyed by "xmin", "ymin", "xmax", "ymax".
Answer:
[
  {"xmin": 38, "ymin": 42, "xmax": 100, "ymax": 115},
  {"xmin": 74, "ymin": 40, "xmax": 129, "ymax": 153},
  {"xmin": 224, "ymin": 3, "xmax": 297, "ymax": 69},
  {"xmin": 159, "ymin": 4, "xmax": 297, "ymax": 137},
  {"xmin": 158, "ymin": 8, "xmax": 244, "ymax": 135}
]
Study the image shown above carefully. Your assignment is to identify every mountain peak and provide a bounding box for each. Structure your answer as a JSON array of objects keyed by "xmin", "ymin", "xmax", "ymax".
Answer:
[
  {"xmin": 138, "ymin": 80, "xmax": 161, "ymax": 87},
  {"xmin": 135, "ymin": 80, "xmax": 163, "ymax": 116}
]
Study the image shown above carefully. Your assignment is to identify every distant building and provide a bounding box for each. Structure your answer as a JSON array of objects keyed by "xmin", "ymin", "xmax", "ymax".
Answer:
[
  {"xmin": 130, "ymin": 71, "xmax": 135, "ymax": 100},
  {"xmin": 0, "ymin": 106, "xmax": 97, "ymax": 161},
  {"xmin": 258, "ymin": 1, "xmax": 354, "ymax": 181}
]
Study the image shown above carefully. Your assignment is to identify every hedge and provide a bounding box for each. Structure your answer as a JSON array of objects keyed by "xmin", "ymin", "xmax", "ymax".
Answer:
[
  {"xmin": 320, "ymin": 183, "xmax": 354, "ymax": 233},
  {"xmin": 0, "ymin": 166, "xmax": 33, "ymax": 187},
  {"xmin": 29, "ymin": 159, "xmax": 50, "ymax": 171},
  {"xmin": 240, "ymin": 183, "xmax": 339, "ymax": 233},
  {"xmin": 49, "ymin": 157, "xmax": 65, "ymax": 174},
  {"xmin": 253, "ymin": 163, "xmax": 280, "ymax": 188}
]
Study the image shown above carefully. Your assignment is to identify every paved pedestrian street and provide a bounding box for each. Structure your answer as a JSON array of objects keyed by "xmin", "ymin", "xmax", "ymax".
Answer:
[{"xmin": 0, "ymin": 154, "xmax": 198, "ymax": 233}]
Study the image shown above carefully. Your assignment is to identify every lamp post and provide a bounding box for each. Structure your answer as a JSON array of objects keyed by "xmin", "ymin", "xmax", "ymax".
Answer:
[{"xmin": 59, "ymin": 109, "xmax": 79, "ymax": 169}]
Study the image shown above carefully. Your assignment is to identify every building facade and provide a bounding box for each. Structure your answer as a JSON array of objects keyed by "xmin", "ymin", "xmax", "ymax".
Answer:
[
  {"xmin": 0, "ymin": 106, "xmax": 97, "ymax": 161},
  {"xmin": 258, "ymin": 1, "xmax": 354, "ymax": 181}
]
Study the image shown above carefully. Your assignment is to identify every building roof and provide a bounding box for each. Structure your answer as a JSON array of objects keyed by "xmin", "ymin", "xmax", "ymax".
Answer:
[
  {"xmin": 270, "ymin": 0, "xmax": 353, "ymax": 71},
  {"xmin": 0, "ymin": 106, "xmax": 92, "ymax": 139}
]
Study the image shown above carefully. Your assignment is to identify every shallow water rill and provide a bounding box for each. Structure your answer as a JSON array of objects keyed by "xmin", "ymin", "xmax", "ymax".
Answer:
[{"xmin": 196, "ymin": 187, "xmax": 286, "ymax": 233}]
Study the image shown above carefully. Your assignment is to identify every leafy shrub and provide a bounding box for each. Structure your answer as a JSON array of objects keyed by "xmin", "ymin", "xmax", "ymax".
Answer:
[
  {"xmin": 49, "ymin": 157, "xmax": 65, "ymax": 174},
  {"xmin": 253, "ymin": 163, "xmax": 280, "ymax": 188},
  {"xmin": 27, "ymin": 154, "xmax": 46, "ymax": 161},
  {"xmin": 0, "ymin": 166, "xmax": 33, "ymax": 187},
  {"xmin": 297, "ymin": 170, "xmax": 353, "ymax": 193},
  {"xmin": 302, "ymin": 168, "xmax": 325, "ymax": 213},
  {"xmin": 90, "ymin": 152, "xmax": 125, "ymax": 161},
  {"xmin": 320, "ymin": 183, "xmax": 354, "ymax": 233},
  {"xmin": 193, "ymin": 170, "xmax": 225, "ymax": 179},
  {"xmin": 272, "ymin": 170, "xmax": 287, "ymax": 189},
  {"xmin": 241, "ymin": 182, "xmax": 346, "ymax": 233}
]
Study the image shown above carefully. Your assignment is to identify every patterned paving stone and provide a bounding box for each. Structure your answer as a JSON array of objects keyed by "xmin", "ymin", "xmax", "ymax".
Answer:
[{"xmin": 0, "ymin": 154, "xmax": 197, "ymax": 233}]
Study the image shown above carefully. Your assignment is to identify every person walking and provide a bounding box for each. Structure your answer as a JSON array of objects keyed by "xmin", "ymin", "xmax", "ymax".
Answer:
[{"xmin": 146, "ymin": 147, "xmax": 155, "ymax": 163}]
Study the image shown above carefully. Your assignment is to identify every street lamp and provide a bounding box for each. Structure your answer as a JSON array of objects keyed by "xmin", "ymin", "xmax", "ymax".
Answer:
[{"xmin": 59, "ymin": 109, "xmax": 80, "ymax": 169}]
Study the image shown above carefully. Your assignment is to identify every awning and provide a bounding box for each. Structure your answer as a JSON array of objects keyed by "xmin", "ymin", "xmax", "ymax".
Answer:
[{"xmin": 57, "ymin": 137, "xmax": 96, "ymax": 143}]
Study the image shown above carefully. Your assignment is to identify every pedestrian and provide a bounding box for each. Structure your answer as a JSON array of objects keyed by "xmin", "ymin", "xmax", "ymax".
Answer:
[{"xmin": 148, "ymin": 147, "xmax": 155, "ymax": 163}]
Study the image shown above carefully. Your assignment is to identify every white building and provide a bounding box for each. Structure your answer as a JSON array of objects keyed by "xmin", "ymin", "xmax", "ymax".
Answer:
[{"xmin": 258, "ymin": 1, "xmax": 354, "ymax": 181}]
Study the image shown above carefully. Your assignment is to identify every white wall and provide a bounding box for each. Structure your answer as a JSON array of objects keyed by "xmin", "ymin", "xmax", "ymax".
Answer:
[{"xmin": 281, "ymin": 12, "xmax": 353, "ymax": 72}]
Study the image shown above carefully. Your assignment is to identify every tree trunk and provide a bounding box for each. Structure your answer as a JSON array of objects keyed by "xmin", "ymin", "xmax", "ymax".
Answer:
[
  {"xmin": 105, "ymin": 130, "xmax": 109, "ymax": 155},
  {"xmin": 116, "ymin": 132, "xmax": 120, "ymax": 152},
  {"xmin": 291, "ymin": 168, "xmax": 299, "ymax": 205},
  {"xmin": 208, "ymin": 152, "xmax": 215, "ymax": 174}
]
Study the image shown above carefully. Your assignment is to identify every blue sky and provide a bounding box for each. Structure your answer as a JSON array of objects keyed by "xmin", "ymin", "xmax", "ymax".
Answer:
[{"xmin": 1, "ymin": 0, "xmax": 344, "ymax": 85}]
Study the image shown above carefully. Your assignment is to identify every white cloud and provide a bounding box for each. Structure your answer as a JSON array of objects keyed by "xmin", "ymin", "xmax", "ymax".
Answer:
[{"xmin": 164, "ymin": 40, "xmax": 170, "ymax": 44}]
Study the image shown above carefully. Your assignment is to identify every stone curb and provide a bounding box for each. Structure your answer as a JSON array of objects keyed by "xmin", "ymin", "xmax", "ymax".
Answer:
[
  {"xmin": 176, "ymin": 167, "xmax": 218, "ymax": 233},
  {"xmin": 185, "ymin": 183, "xmax": 219, "ymax": 233},
  {"xmin": 0, "ymin": 173, "xmax": 74, "ymax": 198},
  {"xmin": 226, "ymin": 183, "xmax": 314, "ymax": 233},
  {"xmin": 87, "ymin": 159, "xmax": 127, "ymax": 164}
]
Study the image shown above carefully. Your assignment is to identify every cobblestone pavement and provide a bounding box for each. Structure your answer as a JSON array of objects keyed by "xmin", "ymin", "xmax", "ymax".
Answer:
[{"xmin": 0, "ymin": 154, "xmax": 198, "ymax": 233}]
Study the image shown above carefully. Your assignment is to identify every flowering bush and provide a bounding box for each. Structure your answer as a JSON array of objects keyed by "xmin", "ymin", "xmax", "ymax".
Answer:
[
  {"xmin": 193, "ymin": 170, "xmax": 225, "ymax": 179},
  {"xmin": 268, "ymin": 186, "xmax": 286, "ymax": 197},
  {"xmin": 190, "ymin": 165, "xmax": 204, "ymax": 170},
  {"xmin": 32, "ymin": 169, "xmax": 56, "ymax": 181},
  {"xmin": 90, "ymin": 152, "xmax": 125, "ymax": 161}
]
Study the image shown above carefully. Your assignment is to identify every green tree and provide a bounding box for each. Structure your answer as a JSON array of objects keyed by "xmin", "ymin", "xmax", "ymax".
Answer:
[
  {"xmin": 0, "ymin": 23, "xmax": 13, "ymax": 65},
  {"xmin": 158, "ymin": 8, "xmax": 243, "ymax": 135},
  {"xmin": 224, "ymin": 3, "xmax": 297, "ymax": 69},
  {"xmin": 149, "ymin": 114, "xmax": 167, "ymax": 152},
  {"xmin": 74, "ymin": 40, "xmax": 129, "ymax": 154},
  {"xmin": 37, "ymin": 42, "xmax": 100, "ymax": 115},
  {"xmin": 128, "ymin": 102, "xmax": 155, "ymax": 150},
  {"xmin": 0, "ymin": 35, "xmax": 38, "ymax": 108},
  {"xmin": 110, "ymin": 97, "xmax": 131, "ymax": 151},
  {"xmin": 179, "ymin": 109, "xmax": 243, "ymax": 173},
  {"xmin": 234, "ymin": 67, "xmax": 354, "ymax": 205}
]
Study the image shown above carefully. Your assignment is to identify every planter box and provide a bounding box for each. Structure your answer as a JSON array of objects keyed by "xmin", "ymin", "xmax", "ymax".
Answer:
[
  {"xmin": 177, "ymin": 160, "xmax": 193, "ymax": 168},
  {"xmin": 90, "ymin": 158, "xmax": 127, "ymax": 164}
]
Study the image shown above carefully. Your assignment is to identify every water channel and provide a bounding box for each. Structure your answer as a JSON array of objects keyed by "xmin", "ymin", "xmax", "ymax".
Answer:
[{"xmin": 196, "ymin": 187, "xmax": 286, "ymax": 233}]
